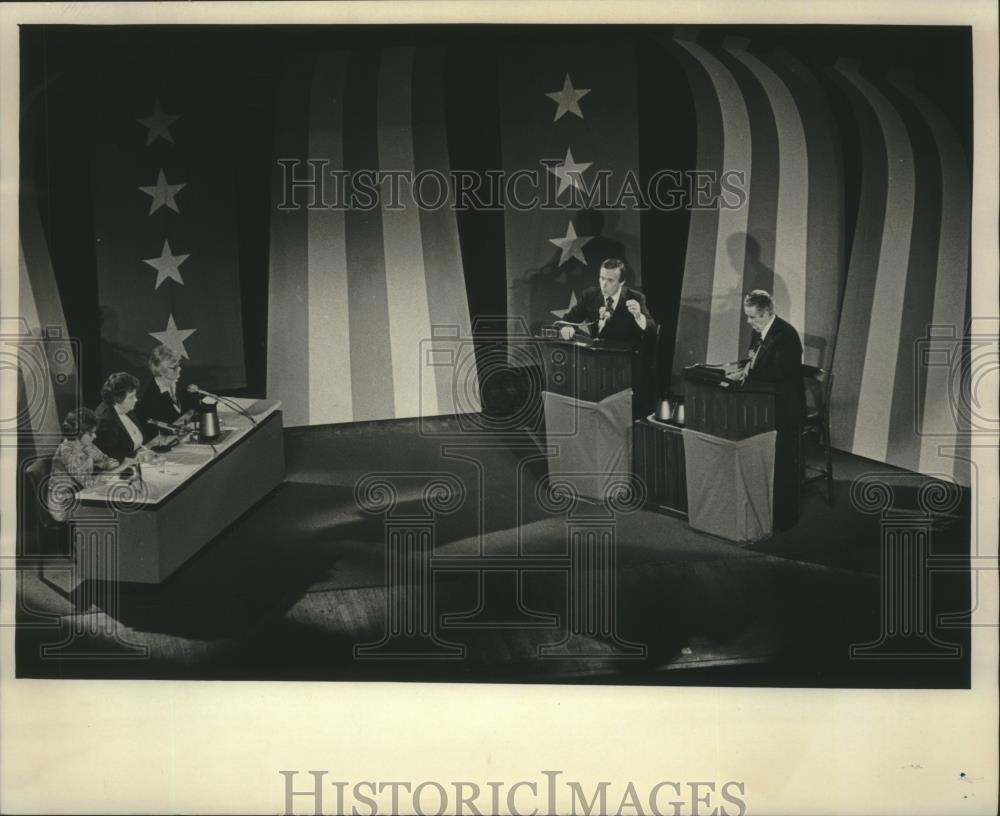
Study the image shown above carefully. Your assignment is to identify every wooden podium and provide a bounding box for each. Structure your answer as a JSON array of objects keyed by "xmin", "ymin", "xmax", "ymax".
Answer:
[
  {"xmin": 683, "ymin": 371, "xmax": 776, "ymax": 440},
  {"xmin": 633, "ymin": 369, "xmax": 778, "ymax": 520},
  {"xmin": 538, "ymin": 336, "xmax": 636, "ymax": 401}
]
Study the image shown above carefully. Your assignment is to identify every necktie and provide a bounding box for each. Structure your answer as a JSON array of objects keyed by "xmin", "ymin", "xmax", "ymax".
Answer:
[
  {"xmin": 749, "ymin": 336, "xmax": 763, "ymax": 369},
  {"xmin": 605, "ymin": 296, "xmax": 614, "ymax": 313}
]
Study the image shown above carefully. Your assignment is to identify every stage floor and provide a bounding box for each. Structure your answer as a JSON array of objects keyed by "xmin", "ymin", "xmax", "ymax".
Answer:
[{"xmin": 16, "ymin": 417, "xmax": 972, "ymax": 686}]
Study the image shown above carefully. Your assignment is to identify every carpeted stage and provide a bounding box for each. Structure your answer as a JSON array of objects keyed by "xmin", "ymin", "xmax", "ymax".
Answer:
[{"xmin": 16, "ymin": 417, "xmax": 971, "ymax": 687}]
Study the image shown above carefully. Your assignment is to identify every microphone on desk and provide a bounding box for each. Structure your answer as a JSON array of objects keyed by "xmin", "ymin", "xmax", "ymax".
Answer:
[
  {"xmin": 186, "ymin": 385, "xmax": 257, "ymax": 426},
  {"xmin": 146, "ymin": 419, "xmax": 180, "ymax": 434},
  {"xmin": 187, "ymin": 385, "xmax": 220, "ymax": 400}
]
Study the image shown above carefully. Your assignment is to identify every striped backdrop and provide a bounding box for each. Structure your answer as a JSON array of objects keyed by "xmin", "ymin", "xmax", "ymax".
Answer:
[
  {"xmin": 661, "ymin": 32, "xmax": 969, "ymax": 484},
  {"xmin": 263, "ymin": 33, "xmax": 971, "ymax": 486},
  {"xmin": 830, "ymin": 61, "xmax": 970, "ymax": 485},
  {"xmin": 267, "ymin": 48, "xmax": 479, "ymax": 427},
  {"xmin": 669, "ymin": 30, "xmax": 844, "ymax": 373}
]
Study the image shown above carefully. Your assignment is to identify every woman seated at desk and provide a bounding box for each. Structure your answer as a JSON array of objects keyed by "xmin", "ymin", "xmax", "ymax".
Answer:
[
  {"xmin": 95, "ymin": 371, "xmax": 160, "ymax": 462},
  {"xmin": 136, "ymin": 344, "xmax": 200, "ymax": 426},
  {"xmin": 47, "ymin": 408, "xmax": 120, "ymax": 522}
]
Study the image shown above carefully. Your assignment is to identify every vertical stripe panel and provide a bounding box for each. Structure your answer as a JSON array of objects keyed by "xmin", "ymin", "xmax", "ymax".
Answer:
[
  {"xmin": 412, "ymin": 45, "xmax": 481, "ymax": 416},
  {"xmin": 837, "ymin": 62, "xmax": 915, "ymax": 463},
  {"xmin": 377, "ymin": 47, "xmax": 438, "ymax": 419},
  {"xmin": 19, "ymin": 180, "xmax": 78, "ymax": 432},
  {"xmin": 343, "ymin": 50, "xmax": 395, "ymax": 421},
  {"xmin": 829, "ymin": 62, "xmax": 889, "ymax": 453},
  {"xmin": 307, "ymin": 53, "xmax": 353, "ymax": 425},
  {"xmin": 719, "ymin": 39, "xmax": 778, "ymax": 355},
  {"xmin": 768, "ymin": 50, "xmax": 844, "ymax": 370},
  {"xmin": 266, "ymin": 56, "xmax": 314, "ymax": 427},
  {"xmin": 889, "ymin": 74, "xmax": 971, "ymax": 485},
  {"xmin": 728, "ymin": 44, "xmax": 809, "ymax": 344},
  {"xmin": 883, "ymin": 79, "xmax": 942, "ymax": 473},
  {"xmin": 676, "ymin": 36, "xmax": 752, "ymax": 366},
  {"xmin": 668, "ymin": 35, "xmax": 723, "ymax": 372},
  {"xmin": 17, "ymin": 243, "xmax": 61, "ymax": 441}
]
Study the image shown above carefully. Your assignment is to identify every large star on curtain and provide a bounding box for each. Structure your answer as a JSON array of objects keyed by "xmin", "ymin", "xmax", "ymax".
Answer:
[
  {"xmin": 548, "ymin": 221, "xmax": 593, "ymax": 266},
  {"xmin": 149, "ymin": 314, "xmax": 197, "ymax": 358},
  {"xmin": 545, "ymin": 74, "xmax": 590, "ymax": 121}
]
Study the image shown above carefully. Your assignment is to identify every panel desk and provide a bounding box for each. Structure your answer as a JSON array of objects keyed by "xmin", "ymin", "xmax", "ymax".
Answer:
[{"xmin": 72, "ymin": 399, "xmax": 284, "ymax": 584}]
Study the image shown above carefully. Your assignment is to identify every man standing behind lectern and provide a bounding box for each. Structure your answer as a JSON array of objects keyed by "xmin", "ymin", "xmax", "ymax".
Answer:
[
  {"xmin": 725, "ymin": 290, "xmax": 806, "ymax": 529},
  {"xmin": 558, "ymin": 259, "xmax": 657, "ymax": 416},
  {"xmin": 558, "ymin": 258, "xmax": 656, "ymax": 347}
]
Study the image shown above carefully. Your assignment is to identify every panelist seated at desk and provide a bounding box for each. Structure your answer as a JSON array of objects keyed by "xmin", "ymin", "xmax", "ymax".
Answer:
[
  {"xmin": 94, "ymin": 371, "xmax": 167, "ymax": 463},
  {"xmin": 557, "ymin": 258, "xmax": 657, "ymax": 348},
  {"xmin": 136, "ymin": 344, "xmax": 200, "ymax": 427},
  {"xmin": 47, "ymin": 408, "xmax": 120, "ymax": 522}
]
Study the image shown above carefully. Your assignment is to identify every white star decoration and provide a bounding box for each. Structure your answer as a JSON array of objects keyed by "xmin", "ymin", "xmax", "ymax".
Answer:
[
  {"xmin": 545, "ymin": 74, "xmax": 591, "ymax": 121},
  {"xmin": 548, "ymin": 221, "xmax": 593, "ymax": 266},
  {"xmin": 136, "ymin": 100, "xmax": 182, "ymax": 146},
  {"xmin": 547, "ymin": 147, "xmax": 592, "ymax": 197},
  {"xmin": 142, "ymin": 239, "xmax": 190, "ymax": 289},
  {"xmin": 149, "ymin": 314, "xmax": 197, "ymax": 359},
  {"xmin": 139, "ymin": 169, "xmax": 187, "ymax": 215},
  {"xmin": 552, "ymin": 291, "xmax": 578, "ymax": 320}
]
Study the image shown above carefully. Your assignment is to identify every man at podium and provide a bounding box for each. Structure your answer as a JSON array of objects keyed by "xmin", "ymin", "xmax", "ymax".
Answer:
[
  {"xmin": 557, "ymin": 258, "xmax": 657, "ymax": 347},
  {"xmin": 725, "ymin": 289, "xmax": 806, "ymax": 528},
  {"xmin": 557, "ymin": 258, "xmax": 658, "ymax": 418}
]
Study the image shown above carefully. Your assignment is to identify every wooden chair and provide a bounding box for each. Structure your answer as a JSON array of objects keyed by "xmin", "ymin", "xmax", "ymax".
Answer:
[
  {"xmin": 800, "ymin": 364, "xmax": 834, "ymax": 505},
  {"xmin": 22, "ymin": 454, "xmax": 71, "ymax": 557}
]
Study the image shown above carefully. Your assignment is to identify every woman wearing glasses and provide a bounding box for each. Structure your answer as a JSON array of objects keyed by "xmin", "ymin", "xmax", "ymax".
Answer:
[{"xmin": 135, "ymin": 344, "xmax": 201, "ymax": 426}]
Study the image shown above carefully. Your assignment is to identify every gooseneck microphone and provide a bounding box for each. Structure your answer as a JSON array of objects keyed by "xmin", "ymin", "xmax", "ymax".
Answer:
[{"xmin": 186, "ymin": 385, "xmax": 258, "ymax": 426}]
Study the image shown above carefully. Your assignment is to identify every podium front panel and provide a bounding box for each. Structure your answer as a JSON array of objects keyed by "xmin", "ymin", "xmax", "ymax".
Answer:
[
  {"xmin": 683, "ymin": 379, "xmax": 775, "ymax": 440},
  {"xmin": 540, "ymin": 339, "xmax": 634, "ymax": 403}
]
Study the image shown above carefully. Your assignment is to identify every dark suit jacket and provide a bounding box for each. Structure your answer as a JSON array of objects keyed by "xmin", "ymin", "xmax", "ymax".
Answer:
[
  {"xmin": 745, "ymin": 314, "xmax": 805, "ymax": 529},
  {"xmin": 561, "ymin": 286, "xmax": 657, "ymax": 349},
  {"xmin": 94, "ymin": 401, "xmax": 155, "ymax": 462},
  {"xmin": 136, "ymin": 380, "xmax": 199, "ymax": 426},
  {"xmin": 745, "ymin": 315, "xmax": 806, "ymax": 432}
]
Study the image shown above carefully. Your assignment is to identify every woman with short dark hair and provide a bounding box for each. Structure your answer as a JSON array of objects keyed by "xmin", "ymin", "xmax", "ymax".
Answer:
[
  {"xmin": 94, "ymin": 371, "xmax": 157, "ymax": 461},
  {"xmin": 47, "ymin": 408, "xmax": 119, "ymax": 522}
]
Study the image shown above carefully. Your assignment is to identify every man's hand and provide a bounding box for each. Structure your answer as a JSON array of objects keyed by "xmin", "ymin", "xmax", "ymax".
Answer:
[
  {"xmin": 725, "ymin": 363, "xmax": 748, "ymax": 382},
  {"xmin": 559, "ymin": 325, "xmax": 576, "ymax": 340},
  {"xmin": 626, "ymin": 299, "xmax": 647, "ymax": 330}
]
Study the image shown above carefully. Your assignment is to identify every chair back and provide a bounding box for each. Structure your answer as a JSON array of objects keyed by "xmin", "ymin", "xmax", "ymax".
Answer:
[
  {"xmin": 23, "ymin": 454, "xmax": 63, "ymax": 531},
  {"xmin": 801, "ymin": 364, "xmax": 833, "ymax": 421}
]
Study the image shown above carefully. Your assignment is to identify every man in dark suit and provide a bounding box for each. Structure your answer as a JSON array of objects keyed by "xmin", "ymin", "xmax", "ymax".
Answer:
[
  {"xmin": 558, "ymin": 258, "xmax": 657, "ymax": 348},
  {"xmin": 726, "ymin": 290, "xmax": 806, "ymax": 529},
  {"xmin": 558, "ymin": 258, "xmax": 658, "ymax": 416}
]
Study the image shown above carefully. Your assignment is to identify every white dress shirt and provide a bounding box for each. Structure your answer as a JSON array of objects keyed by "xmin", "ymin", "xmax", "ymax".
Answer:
[
  {"xmin": 749, "ymin": 313, "xmax": 777, "ymax": 370},
  {"xmin": 115, "ymin": 404, "xmax": 145, "ymax": 451}
]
